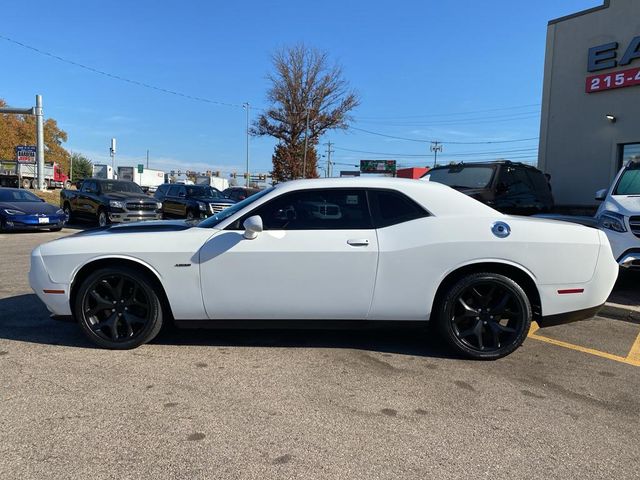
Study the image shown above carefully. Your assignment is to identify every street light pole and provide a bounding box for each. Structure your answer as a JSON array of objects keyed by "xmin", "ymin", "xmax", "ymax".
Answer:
[{"xmin": 243, "ymin": 102, "xmax": 250, "ymax": 187}]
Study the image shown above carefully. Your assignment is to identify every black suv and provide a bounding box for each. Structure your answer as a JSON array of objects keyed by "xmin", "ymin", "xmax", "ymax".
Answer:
[
  {"xmin": 422, "ymin": 161, "xmax": 554, "ymax": 215},
  {"xmin": 154, "ymin": 184, "xmax": 235, "ymax": 220},
  {"xmin": 222, "ymin": 186, "xmax": 261, "ymax": 202}
]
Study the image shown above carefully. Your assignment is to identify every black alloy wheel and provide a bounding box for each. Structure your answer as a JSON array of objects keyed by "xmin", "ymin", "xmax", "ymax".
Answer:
[
  {"xmin": 186, "ymin": 209, "xmax": 195, "ymax": 221},
  {"xmin": 63, "ymin": 204, "xmax": 73, "ymax": 223},
  {"xmin": 75, "ymin": 267, "xmax": 163, "ymax": 349},
  {"xmin": 437, "ymin": 272, "xmax": 531, "ymax": 360}
]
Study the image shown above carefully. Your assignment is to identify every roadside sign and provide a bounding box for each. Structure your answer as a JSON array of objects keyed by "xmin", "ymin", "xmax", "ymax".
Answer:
[
  {"xmin": 15, "ymin": 145, "xmax": 36, "ymax": 164},
  {"xmin": 137, "ymin": 164, "xmax": 144, "ymax": 174},
  {"xmin": 360, "ymin": 160, "xmax": 396, "ymax": 174}
]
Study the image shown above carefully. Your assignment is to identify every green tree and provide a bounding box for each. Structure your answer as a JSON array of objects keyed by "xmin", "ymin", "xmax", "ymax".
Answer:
[
  {"xmin": 254, "ymin": 45, "xmax": 359, "ymax": 182},
  {"xmin": 0, "ymin": 98, "xmax": 71, "ymax": 173},
  {"xmin": 70, "ymin": 152, "xmax": 93, "ymax": 181}
]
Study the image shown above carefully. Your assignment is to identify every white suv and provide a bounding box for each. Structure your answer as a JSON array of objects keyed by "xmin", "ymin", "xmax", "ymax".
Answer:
[{"xmin": 595, "ymin": 159, "xmax": 640, "ymax": 268}]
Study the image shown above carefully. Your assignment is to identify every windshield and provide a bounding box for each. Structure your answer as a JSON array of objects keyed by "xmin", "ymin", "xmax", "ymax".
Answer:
[
  {"xmin": 0, "ymin": 189, "xmax": 41, "ymax": 202},
  {"xmin": 101, "ymin": 181, "xmax": 144, "ymax": 194},
  {"xmin": 425, "ymin": 166, "xmax": 496, "ymax": 189},
  {"xmin": 187, "ymin": 185, "xmax": 220, "ymax": 198},
  {"xmin": 614, "ymin": 164, "xmax": 640, "ymax": 195},
  {"xmin": 198, "ymin": 187, "xmax": 274, "ymax": 228}
]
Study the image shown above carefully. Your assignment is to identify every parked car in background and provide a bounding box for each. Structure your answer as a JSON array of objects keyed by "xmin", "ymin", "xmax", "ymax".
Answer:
[
  {"xmin": 595, "ymin": 158, "xmax": 640, "ymax": 268},
  {"xmin": 422, "ymin": 161, "xmax": 554, "ymax": 215},
  {"xmin": 222, "ymin": 186, "xmax": 261, "ymax": 202},
  {"xmin": 0, "ymin": 187, "xmax": 65, "ymax": 231},
  {"xmin": 31, "ymin": 178, "xmax": 617, "ymax": 358},
  {"xmin": 61, "ymin": 179, "xmax": 162, "ymax": 227},
  {"xmin": 154, "ymin": 184, "xmax": 235, "ymax": 220}
]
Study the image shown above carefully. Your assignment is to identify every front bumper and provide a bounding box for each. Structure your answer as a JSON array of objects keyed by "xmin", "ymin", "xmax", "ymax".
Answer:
[
  {"xmin": 618, "ymin": 251, "xmax": 640, "ymax": 269},
  {"xmin": 29, "ymin": 246, "xmax": 72, "ymax": 316},
  {"xmin": 108, "ymin": 211, "xmax": 162, "ymax": 223},
  {"xmin": 3, "ymin": 214, "xmax": 66, "ymax": 230}
]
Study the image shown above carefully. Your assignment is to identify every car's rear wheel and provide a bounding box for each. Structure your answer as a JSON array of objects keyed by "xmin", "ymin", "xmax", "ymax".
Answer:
[
  {"xmin": 436, "ymin": 272, "xmax": 531, "ymax": 360},
  {"xmin": 74, "ymin": 267, "xmax": 164, "ymax": 349}
]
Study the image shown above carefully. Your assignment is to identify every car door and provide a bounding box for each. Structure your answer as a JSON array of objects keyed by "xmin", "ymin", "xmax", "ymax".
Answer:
[
  {"xmin": 199, "ymin": 188, "xmax": 379, "ymax": 320},
  {"xmin": 77, "ymin": 180, "xmax": 97, "ymax": 220},
  {"xmin": 163, "ymin": 186, "xmax": 180, "ymax": 218}
]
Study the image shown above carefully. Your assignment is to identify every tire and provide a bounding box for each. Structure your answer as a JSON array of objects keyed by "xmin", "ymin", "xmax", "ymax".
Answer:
[
  {"xmin": 64, "ymin": 180, "xmax": 71, "ymax": 190},
  {"xmin": 74, "ymin": 267, "xmax": 164, "ymax": 349},
  {"xmin": 63, "ymin": 203, "xmax": 74, "ymax": 224},
  {"xmin": 31, "ymin": 179, "xmax": 38, "ymax": 189},
  {"xmin": 22, "ymin": 178, "xmax": 31, "ymax": 189},
  {"xmin": 97, "ymin": 209, "xmax": 108, "ymax": 227},
  {"xmin": 49, "ymin": 227, "xmax": 62, "ymax": 232},
  {"xmin": 186, "ymin": 209, "xmax": 195, "ymax": 221},
  {"xmin": 436, "ymin": 272, "xmax": 532, "ymax": 360}
]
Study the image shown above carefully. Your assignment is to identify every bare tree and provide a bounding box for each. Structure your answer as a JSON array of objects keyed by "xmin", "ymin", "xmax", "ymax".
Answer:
[{"xmin": 254, "ymin": 45, "xmax": 359, "ymax": 181}]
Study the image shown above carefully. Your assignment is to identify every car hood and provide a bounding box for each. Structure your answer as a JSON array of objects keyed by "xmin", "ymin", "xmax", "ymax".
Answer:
[
  {"xmin": 598, "ymin": 195, "xmax": 640, "ymax": 216},
  {"xmin": 103, "ymin": 192, "xmax": 152, "ymax": 201},
  {"xmin": 70, "ymin": 220, "xmax": 196, "ymax": 237},
  {"xmin": 192, "ymin": 196, "xmax": 235, "ymax": 204},
  {"xmin": 0, "ymin": 201, "xmax": 61, "ymax": 215}
]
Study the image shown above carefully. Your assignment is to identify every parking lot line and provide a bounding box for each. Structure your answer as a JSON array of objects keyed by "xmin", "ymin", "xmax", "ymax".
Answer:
[{"xmin": 528, "ymin": 322, "xmax": 640, "ymax": 367}]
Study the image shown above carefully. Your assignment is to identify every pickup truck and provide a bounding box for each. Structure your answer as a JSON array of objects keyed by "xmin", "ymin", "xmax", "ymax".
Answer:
[
  {"xmin": 60, "ymin": 179, "xmax": 162, "ymax": 227},
  {"xmin": 595, "ymin": 158, "xmax": 640, "ymax": 268}
]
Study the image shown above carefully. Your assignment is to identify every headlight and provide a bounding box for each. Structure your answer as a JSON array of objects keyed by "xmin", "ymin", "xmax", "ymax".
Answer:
[
  {"xmin": 3, "ymin": 209, "xmax": 25, "ymax": 215},
  {"xmin": 109, "ymin": 200, "xmax": 125, "ymax": 209},
  {"xmin": 198, "ymin": 202, "xmax": 207, "ymax": 211},
  {"xmin": 156, "ymin": 202, "xmax": 163, "ymax": 209},
  {"xmin": 598, "ymin": 211, "xmax": 627, "ymax": 233}
]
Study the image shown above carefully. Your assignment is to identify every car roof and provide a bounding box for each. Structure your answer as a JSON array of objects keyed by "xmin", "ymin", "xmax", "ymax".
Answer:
[
  {"xmin": 429, "ymin": 161, "xmax": 543, "ymax": 172},
  {"xmin": 267, "ymin": 177, "xmax": 499, "ymax": 217}
]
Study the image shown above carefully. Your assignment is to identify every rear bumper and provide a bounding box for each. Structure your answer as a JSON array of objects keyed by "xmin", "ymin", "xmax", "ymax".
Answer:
[{"xmin": 537, "ymin": 304, "xmax": 603, "ymax": 328}]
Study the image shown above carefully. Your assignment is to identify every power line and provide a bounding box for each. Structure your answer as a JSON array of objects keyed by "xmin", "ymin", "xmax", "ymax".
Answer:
[
  {"xmin": 0, "ymin": 34, "xmax": 243, "ymax": 108},
  {"xmin": 356, "ymin": 103, "xmax": 541, "ymax": 120},
  {"xmin": 348, "ymin": 126, "xmax": 539, "ymax": 145},
  {"xmin": 334, "ymin": 146, "xmax": 538, "ymax": 158},
  {"xmin": 355, "ymin": 111, "xmax": 541, "ymax": 127}
]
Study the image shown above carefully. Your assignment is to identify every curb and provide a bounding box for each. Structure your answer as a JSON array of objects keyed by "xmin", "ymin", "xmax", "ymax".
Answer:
[{"xmin": 600, "ymin": 303, "xmax": 640, "ymax": 324}]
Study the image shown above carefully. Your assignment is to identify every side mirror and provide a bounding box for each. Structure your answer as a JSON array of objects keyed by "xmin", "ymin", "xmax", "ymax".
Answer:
[
  {"xmin": 243, "ymin": 215, "xmax": 263, "ymax": 240},
  {"xmin": 595, "ymin": 189, "xmax": 607, "ymax": 201}
]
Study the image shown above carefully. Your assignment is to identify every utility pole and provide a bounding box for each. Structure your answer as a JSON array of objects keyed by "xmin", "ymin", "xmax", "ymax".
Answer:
[
  {"xmin": 243, "ymin": 102, "xmax": 250, "ymax": 187},
  {"xmin": 70, "ymin": 152, "xmax": 73, "ymax": 182},
  {"xmin": 430, "ymin": 141, "xmax": 443, "ymax": 168},
  {"xmin": 110, "ymin": 138, "xmax": 117, "ymax": 171},
  {"xmin": 302, "ymin": 107, "xmax": 311, "ymax": 179},
  {"xmin": 35, "ymin": 95, "xmax": 45, "ymax": 190},
  {"xmin": 146, "ymin": 149, "xmax": 150, "ymax": 169},
  {"xmin": 324, "ymin": 141, "xmax": 334, "ymax": 178}
]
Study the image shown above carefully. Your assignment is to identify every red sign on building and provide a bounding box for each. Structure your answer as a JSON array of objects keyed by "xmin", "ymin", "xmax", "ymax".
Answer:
[{"xmin": 586, "ymin": 66, "xmax": 640, "ymax": 93}]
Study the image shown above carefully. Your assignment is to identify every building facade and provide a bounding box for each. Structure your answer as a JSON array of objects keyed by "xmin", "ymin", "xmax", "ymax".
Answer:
[{"xmin": 538, "ymin": 0, "xmax": 640, "ymax": 209}]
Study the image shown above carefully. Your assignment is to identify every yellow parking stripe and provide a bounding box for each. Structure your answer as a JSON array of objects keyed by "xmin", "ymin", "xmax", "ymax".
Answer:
[
  {"xmin": 626, "ymin": 331, "xmax": 640, "ymax": 366},
  {"xmin": 528, "ymin": 321, "xmax": 640, "ymax": 367}
]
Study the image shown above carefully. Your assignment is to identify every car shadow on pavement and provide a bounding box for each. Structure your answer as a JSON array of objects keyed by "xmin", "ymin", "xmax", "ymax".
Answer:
[{"xmin": 0, "ymin": 294, "xmax": 455, "ymax": 358}]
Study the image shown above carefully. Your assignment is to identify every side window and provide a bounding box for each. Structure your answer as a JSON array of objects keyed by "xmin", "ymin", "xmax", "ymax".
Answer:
[
  {"xmin": 178, "ymin": 186, "xmax": 187, "ymax": 197},
  {"xmin": 245, "ymin": 189, "xmax": 372, "ymax": 230},
  {"xmin": 167, "ymin": 186, "xmax": 179, "ymax": 197},
  {"xmin": 368, "ymin": 189, "xmax": 429, "ymax": 228},
  {"xmin": 154, "ymin": 185, "xmax": 167, "ymax": 199},
  {"xmin": 499, "ymin": 168, "xmax": 532, "ymax": 195},
  {"xmin": 83, "ymin": 181, "xmax": 97, "ymax": 193}
]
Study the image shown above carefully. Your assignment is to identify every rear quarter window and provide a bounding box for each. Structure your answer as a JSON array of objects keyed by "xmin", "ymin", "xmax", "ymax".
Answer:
[{"xmin": 368, "ymin": 189, "xmax": 429, "ymax": 228}]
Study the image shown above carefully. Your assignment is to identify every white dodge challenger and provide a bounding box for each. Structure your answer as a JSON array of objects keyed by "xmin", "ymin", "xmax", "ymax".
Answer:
[{"xmin": 30, "ymin": 178, "xmax": 618, "ymax": 359}]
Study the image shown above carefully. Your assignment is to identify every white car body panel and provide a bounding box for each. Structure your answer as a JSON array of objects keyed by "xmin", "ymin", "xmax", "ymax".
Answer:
[
  {"xmin": 594, "ymin": 160, "xmax": 640, "ymax": 264},
  {"xmin": 30, "ymin": 178, "xmax": 618, "ymax": 325}
]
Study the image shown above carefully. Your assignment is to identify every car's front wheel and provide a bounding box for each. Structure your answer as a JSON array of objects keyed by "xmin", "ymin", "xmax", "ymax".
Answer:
[
  {"xmin": 97, "ymin": 209, "xmax": 108, "ymax": 227},
  {"xmin": 436, "ymin": 272, "xmax": 531, "ymax": 360},
  {"xmin": 74, "ymin": 267, "xmax": 164, "ymax": 349}
]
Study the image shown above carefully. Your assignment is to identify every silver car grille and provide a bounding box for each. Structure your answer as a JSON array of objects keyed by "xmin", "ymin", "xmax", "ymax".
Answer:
[
  {"xmin": 630, "ymin": 216, "xmax": 640, "ymax": 238},
  {"xmin": 210, "ymin": 203, "xmax": 231, "ymax": 214}
]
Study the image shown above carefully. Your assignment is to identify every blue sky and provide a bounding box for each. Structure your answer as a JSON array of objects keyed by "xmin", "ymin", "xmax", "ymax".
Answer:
[{"xmin": 1, "ymin": 0, "xmax": 602, "ymax": 175}]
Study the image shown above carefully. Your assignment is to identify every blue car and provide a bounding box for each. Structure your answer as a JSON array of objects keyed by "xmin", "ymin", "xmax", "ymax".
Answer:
[{"xmin": 0, "ymin": 187, "xmax": 66, "ymax": 232}]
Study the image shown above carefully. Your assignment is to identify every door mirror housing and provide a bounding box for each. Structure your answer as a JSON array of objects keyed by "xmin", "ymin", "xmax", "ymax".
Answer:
[
  {"xmin": 595, "ymin": 189, "xmax": 608, "ymax": 201},
  {"xmin": 243, "ymin": 215, "xmax": 263, "ymax": 240}
]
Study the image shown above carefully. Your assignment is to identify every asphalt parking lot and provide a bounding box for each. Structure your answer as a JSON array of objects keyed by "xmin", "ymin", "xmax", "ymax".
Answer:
[{"xmin": 1, "ymin": 228, "xmax": 639, "ymax": 480}]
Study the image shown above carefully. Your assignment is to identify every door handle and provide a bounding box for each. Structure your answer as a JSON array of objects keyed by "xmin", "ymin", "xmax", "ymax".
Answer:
[{"xmin": 347, "ymin": 239, "xmax": 370, "ymax": 247}]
